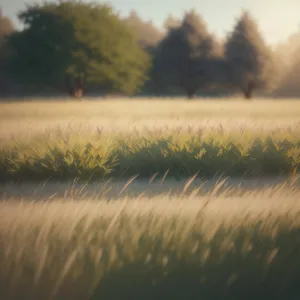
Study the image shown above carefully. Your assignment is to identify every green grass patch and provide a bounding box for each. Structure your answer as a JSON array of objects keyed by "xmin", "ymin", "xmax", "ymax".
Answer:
[
  {"xmin": 0, "ymin": 131, "xmax": 299, "ymax": 182},
  {"xmin": 1, "ymin": 198, "xmax": 300, "ymax": 300}
]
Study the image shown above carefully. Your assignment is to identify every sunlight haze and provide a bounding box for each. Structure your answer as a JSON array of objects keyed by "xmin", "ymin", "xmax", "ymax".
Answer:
[{"xmin": 1, "ymin": 0, "xmax": 300, "ymax": 45}]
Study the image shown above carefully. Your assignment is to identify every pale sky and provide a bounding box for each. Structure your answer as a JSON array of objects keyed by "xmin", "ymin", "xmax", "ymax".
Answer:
[{"xmin": 1, "ymin": 0, "xmax": 300, "ymax": 45}]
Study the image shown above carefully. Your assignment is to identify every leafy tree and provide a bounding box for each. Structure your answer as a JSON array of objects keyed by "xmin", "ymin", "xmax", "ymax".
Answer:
[
  {"xmin": 0, "ymin": 8, "xmax": 14, "ymax": 40},
  {"xmin": 163, "ymin": 14, "xmax": 181, "ymax": 31},
  {"xmin": 152, "ymin": 10, "xmax": 220, "ymax": 98},
  {"xmin": 123, "ymin": 11, "xmax": 163, "ymax": 49},
  {"xmin": 272, "ymin": 32, "xmax": 300, "ymax": 97},
  {"xmin": 224, "ymin": 11, "xmax": 274, "ymax": 99},
  {"xmin": 0, "ymin": 9, "xmax": 15, "ymax": 96},
  {"xmin": 122, "ymin": 11, "xmax": 165, "ymax": 96},
  {"xmin": 273, "ymin": 54, "xmax": 300, "ymax": 97},
  {"xmin": 275, "ymin": 32, "xmax": 300, "ymax": 77},
  {"xmin": 0, "ymin": 9, "xmax": 15, "ymax": 66},
  {"xmin": 7, "ymin": 1, "xmax": 150, "ymax": 98},
  {"xmin": 0, "ymin": 9, "xmax": 14, "ymax": 65}
]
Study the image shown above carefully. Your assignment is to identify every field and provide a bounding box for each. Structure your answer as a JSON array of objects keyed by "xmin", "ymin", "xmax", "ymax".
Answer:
[{"xmin": 1, "ymin": 98, "xmax": 300, "ymax": 300}]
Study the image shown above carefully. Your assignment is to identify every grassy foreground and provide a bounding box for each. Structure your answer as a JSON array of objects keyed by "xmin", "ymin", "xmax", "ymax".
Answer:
[
  {"xmin": 1, "ymin": 187, "xmax": 300, "ymax": 300},
  {"xmin": 0, "ymin": 130, "xmax": 300, "ymax": 181},
  {"xmin": 1, "ymin": 99, "xmax": 300, "ymax": 299}
]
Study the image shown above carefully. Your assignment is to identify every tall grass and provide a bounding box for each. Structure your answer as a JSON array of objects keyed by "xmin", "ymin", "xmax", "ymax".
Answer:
[
  {"xmin": 1, "ymin": 98, "xmax": 300, "ymax": 299},
  {"xmin": 1, "ymin": 184, "xmax": 300, "ymax": 300},
  {"xmin": 1, "ymin": 98, "xmax": 299, "ymax": 181}
]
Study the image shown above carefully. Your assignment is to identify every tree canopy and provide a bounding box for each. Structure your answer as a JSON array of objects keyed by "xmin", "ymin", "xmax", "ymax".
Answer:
[
  {"xmin": 1, "ymin": 4, "xmax": 294, "ymax": 99},
  {"xmin": 152, "ymin": 10, "xmax": 220, "ymax": 98},
  {"xmin": 123, "ymin": 11, "xmax": 163, "ymax": 50},
  {"xmin": 7, "ymin": 1, "xmax": 150, "ymax": 97},
  {"xmin": 0, "ymin": 10, "xmax": 16, "ymax": 96},
  {"xmin": 0, "ymin": 9, "xmax": 15, "ymax": 40},
  {"xmin": 163, "ymin": 14, "xmax": 181, "ymax": 31}
]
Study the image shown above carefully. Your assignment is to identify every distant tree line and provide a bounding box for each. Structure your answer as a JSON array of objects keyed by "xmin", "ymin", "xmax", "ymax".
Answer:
[{"xmin": 0, "ymin": 0, "xmax": 299, "ymax": 99}]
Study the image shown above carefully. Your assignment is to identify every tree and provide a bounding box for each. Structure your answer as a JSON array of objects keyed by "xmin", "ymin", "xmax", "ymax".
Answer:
[
  {"xmin": 7, "ymin": 1, "xmax": 150, "ymax": 98},
  {"xmin": 152, "ymin": 10, "xmax": 220, "ymax": 98},
  {"xmin": 224, "ymin": 11, "xmax": 274, "ymax": 99},
  {"xmin": 272, "ymin": 31, "xmax": 300, "ymax": 97},
  {"xmin": 0, "ymin": 8, "xmax": 15, "ymax": 40},
  {"xmin": 275, "ymin": 32, "xmax": 300, "ymax": 76},
  {"xmin": 0, "ymin": 9, "xmax": 16, "ymax": 96},
  {"xmin": 163, "ymin": 14, "xmax": 181, "ymax": 31},
  {"xmin": 123, "ymin": 11, "xmax": 163, "ymax": 49},
  {"xmin": 273, "ymin": 53, "xmax": 300, "ymax": 97},
  {"xmin": 0, "ymin": 9, "xmax": 15, "ymax": 65}
]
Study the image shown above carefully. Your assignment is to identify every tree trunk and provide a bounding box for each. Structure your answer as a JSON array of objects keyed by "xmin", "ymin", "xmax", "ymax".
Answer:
[
  {"xmin": 74, "ymin": 76, "xmax": 83, "ymax": 98},
  {"xmin": 65, "ymin": 75, "xmax": 74, "ymax": 97},
  {"xmin": 65, "ymin": 75, "xmax": 84, "ymax": 98},
  {"xmin": 186, "ymin": 87, "xmax": 197, "ymax": 99},
  {"xmin": 243, "ymin": 81, "xmax": 254, "ymax": 99}
]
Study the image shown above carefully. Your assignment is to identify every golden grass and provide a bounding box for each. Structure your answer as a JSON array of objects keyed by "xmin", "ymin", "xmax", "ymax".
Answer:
[
  {"xmin": 1, "ymin": 98, "xmax": 300, "ymax": 299},
  {"xmin": 1, "ymin": 98, "xmax": 300, "ymax": 142},
  {"xmin": 1, "ymin": 98, "xmax": 300, "ymax": 119},
  {"xmin": 1, "ymin": 179, "xmax": 300, "ymax": 299}
]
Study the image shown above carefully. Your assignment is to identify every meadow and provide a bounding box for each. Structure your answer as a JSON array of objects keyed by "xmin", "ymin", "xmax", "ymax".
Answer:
[
  {"xmin": 1, "ymin": 97, "xmax": 300, "ymax": 300},
  {"xmin": 1, "ymin": 98, "xmax": 300, "ymax": 181}
]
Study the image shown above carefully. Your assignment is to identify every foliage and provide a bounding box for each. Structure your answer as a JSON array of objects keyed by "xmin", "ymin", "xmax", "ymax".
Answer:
[
  {"xmin": 2, "ymin": 5, "xmax": 298, "ymax": 98},
  {"xmin": 0, "ymin": 9, "xmax": 15, "ymax": 40},
  {"xmin": 224, "ymin": 11, "xmax": 275, "ymax": 99},
  {"xmin": 0, "ymin": 132, "xmax": 299, "ymax": 182},
  {"xmin": 273, "ymin": 31, "xmax": 300, "ymax": 95},
  {"xmin": 1, "ymin": 197, "xmax": 300, "ymax": 299},
  {"xmin": 6, "ymin": 0, "xmax": 150, "ymax": 97},
  {"xmin": 122, "ymin": 10, "xmax": 164, "ymax": 95},
  {"xmin": 274, "ymin": 56, "xmax": 300, "ymax": 97},
  {"xmin": 152, "ymin": 10, "xmax": 221, "ymax": 98},
  {"xmin": 163, "ymin": 14, "xmax": 181, "ymax": 30},
  {"xmin": 0, "ymin": 9, "xmax": 16, "ymax": 96},
  {"xmin": 123, "ymin": 10, "xmax": 163, "ymax": 49}
]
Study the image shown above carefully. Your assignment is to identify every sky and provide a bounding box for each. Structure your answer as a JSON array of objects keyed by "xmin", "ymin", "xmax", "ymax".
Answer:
[{"xmin": 1, "ymin": 0, "xmax": 300, "ymax": 45}]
